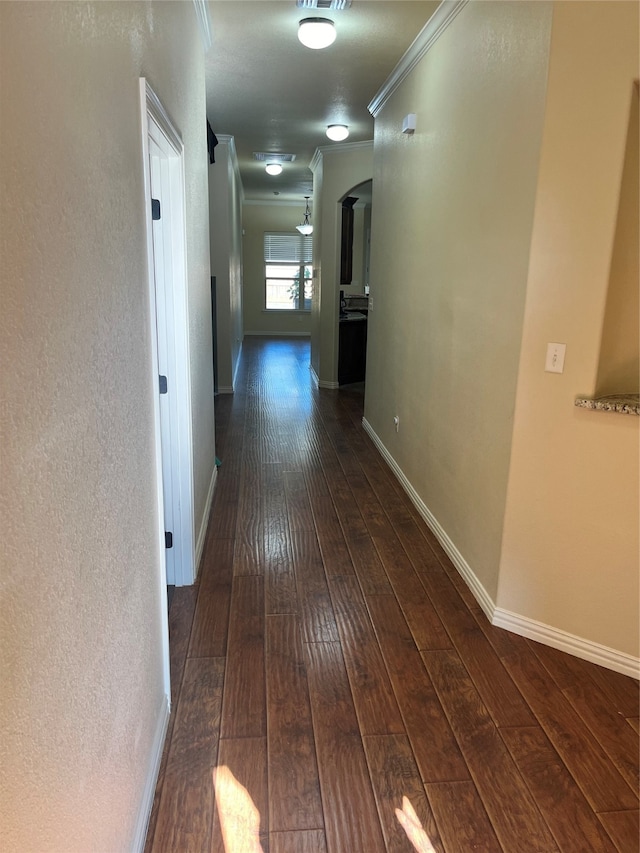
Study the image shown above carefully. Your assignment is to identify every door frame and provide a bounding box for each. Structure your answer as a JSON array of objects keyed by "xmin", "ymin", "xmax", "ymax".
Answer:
[{"xmin": 139, "ymin": 78, "xmax": 195, "ymax": 689}]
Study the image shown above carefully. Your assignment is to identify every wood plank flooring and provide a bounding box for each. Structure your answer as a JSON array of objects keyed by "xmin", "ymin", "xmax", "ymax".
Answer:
[{"xmin": 145, "ymin": 337, "xmax": 639, "ymax": 853}]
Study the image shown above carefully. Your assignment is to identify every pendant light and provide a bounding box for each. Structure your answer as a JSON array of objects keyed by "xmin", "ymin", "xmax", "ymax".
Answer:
[{"xmin": 296, "ymin": 197, "xmax": 313, "ymax": 235}]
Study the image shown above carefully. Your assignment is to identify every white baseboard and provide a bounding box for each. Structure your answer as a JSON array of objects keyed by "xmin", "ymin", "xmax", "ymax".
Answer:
[
  {"xmin": 132, "ymin": 694, "xmax": 170, "ymax": 853},
  {"xmin": 492, "ymin": 608, "xmax": 640, "ymax": 679},
  {"xmin": 309, "ymin": 363, "xmax": 340, "ymax": 390},
  {"xmin": 217, "ymin": 385, "xmax": 234, "ymax": 394},
  {"xmin": 361, "ymin": 417, "xmax": 494, "ymax": 621},
  {"xmin": 361, "ymin": 417, "xmax": 640, "ymax": 680},
  {"xmin": 195, "ymin": 463, "xmax": 218, "ymax": 579}
]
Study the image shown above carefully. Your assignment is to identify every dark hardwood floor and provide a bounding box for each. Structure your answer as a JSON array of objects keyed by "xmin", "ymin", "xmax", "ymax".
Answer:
[{"xmin": 145, "ymin": 336, "xmax": 639, "ymax": 853}]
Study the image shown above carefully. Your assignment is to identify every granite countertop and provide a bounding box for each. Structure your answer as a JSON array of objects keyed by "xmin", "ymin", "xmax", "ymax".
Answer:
[{"xmin": 574, "ymin": 394, "xmax": 640, "ymax": 415}]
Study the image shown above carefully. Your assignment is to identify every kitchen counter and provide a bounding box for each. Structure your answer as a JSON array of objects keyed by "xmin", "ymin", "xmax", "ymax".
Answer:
[{"xmin": 574, "ymin": 394, "xmax": 640, "ymax": 415}]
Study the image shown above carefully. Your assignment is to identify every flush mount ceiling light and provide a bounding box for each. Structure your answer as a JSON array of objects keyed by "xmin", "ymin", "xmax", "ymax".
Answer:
[
  {"xmin": 296, "ymin": 196, "xmax": 313, "ymax": 235},
  {"xmin": 265, "ymin": 163, "xmax": 283, "ymax": 175},
  {"xmin": 298, "ymin": 17, "xmax": 336, "ymax": 49},
  {"xmin": 326, "ymin": 124, "xmax": 349, "ymax": 141}
]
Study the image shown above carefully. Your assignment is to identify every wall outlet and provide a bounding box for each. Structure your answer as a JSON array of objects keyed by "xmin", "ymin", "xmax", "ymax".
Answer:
[
  {"xmin": 545, "ymin": 342, "xmax": 566, "ymax": 374},
  {"xmin": 368, "ymin": 297, "xmax": 374, "ymax": 311}
]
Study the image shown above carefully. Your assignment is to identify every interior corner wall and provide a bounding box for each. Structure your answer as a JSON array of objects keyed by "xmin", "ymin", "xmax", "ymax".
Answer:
[
  {"xmin": 242, "ymin": 202, "xmax": 312, "ymax": 336},
  {"xmin": 310, "ymin": 158, "xmax": 325, "ymax": 379},
  {"xmin": 350, "ymin": 205, "xmax": 368, "ymax": 295},
  {"xmin": 209, "ymin": 138, "xmax": 244, "ymax": 392},
  {"xmin": 364, "ymin": 1, "xmax": 553, "ymax": 602},
  {"xmin": 312, "ymin": 143, "xmax": 373, "ymax": 386},
  {"xmin": 498, "ymin": 1, "xmax": 639, "ymax": 660},
  {"xmin": 0, "ymin": 1, "xmax": 213, "ymax": 849}
]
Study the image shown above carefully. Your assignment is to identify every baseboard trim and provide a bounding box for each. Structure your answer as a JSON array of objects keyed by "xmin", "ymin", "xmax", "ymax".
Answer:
[
  {"xmin": 132, "ymin": 694, "xmax": 170, "ymax": 852},
  {"xmin": 492, "ymin": 608, "xmax": 640, "ymax": 679},
  {"xmin": 361, "ymin": 417, "xmax": 639, "ymax": 680},
  {"xmin": 195, "ymin": 463, "xmax": 217, "ymax": 579},
  {"xmin": 217, "ymin": 385, "xmax": 234, "ymax": 395},
  {"xmin": 361, "ymin": 417, "xmax": 495, "ymax": 621},
  {"xmin": 310, "ymin": 365, "xmax": 340, "ymax": 389}
]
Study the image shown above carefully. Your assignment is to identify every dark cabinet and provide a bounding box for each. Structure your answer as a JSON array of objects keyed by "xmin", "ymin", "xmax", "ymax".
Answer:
[{"xmin": 338, "ymin": 317, "xmax": 367, "ymax": 385}]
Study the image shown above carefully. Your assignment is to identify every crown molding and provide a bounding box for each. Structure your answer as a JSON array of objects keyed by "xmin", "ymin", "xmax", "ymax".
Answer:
[
  {"xmin": 310, "ymin": 139, "xmax": 374, "ymax": 173},
  {"xmin": 214, "ymin": 134, "xmax": 245, "ymax": 203},
  {"xmin": 368, "ymin": 0, "xmax": 469, "ymax": 117},
  {"xmin": 192, "ymin": 0, "xmax": 212, "ymax": 51}
]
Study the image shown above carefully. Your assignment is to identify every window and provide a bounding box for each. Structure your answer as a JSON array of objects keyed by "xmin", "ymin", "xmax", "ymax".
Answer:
[{"xmin": 264, "ymin": 232, "xmax": 312, "ymax": 311}]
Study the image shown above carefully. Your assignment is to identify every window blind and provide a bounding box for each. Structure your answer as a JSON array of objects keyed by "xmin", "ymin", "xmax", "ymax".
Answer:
[{"xmin": 264, "ymin": 232, "xmax": 312, "ymax": 263}]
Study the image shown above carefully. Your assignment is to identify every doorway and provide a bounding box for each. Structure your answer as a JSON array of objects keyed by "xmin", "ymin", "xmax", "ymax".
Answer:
[{"xmin": 139, "ymin": 79, "xmax": 196, "ymax": 690}]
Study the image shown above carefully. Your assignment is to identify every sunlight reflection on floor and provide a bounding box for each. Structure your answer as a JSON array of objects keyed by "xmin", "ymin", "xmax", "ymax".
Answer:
[
  {"xmin": 213, "ymin": 766, "xmax": 264, "ymax": 853},
  {"xmin": 213, "ymin": 766, "xmax": 436, "ymax": 853}
]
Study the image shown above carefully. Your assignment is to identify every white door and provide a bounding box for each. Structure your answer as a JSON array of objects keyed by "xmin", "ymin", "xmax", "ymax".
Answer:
[
  {"xmin": 140, "ymin": 79, "xmax": 195, "ymax": 604},
  {"xmin": 148, "ymin": 146, "xmax": 177, "ymax": 584}
]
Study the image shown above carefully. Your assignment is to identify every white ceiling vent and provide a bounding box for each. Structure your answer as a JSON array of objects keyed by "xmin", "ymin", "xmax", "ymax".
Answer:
[
  {"xmin": 253, "ymin": 152, "xmax": 297, "ymax": 163},
  {"xmin": 296, "ymin": 0, "xmax": 352, "ymax": 10}
]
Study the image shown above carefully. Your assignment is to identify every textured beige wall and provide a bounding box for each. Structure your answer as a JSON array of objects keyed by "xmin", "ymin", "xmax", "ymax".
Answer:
[
  {"xmin": 364, "ymin": 2, "xmax": 552, "ymax": 599},
  {"xmin": 0, "ymin": 2, "xmax": 213, "ymax": 849},
  {"xmin": 310, "ymin": 157, "xmax": 324, "ymax": 378},
  {"xmin": 209, "ymin": 140, "xmax": 244, "ymax": 391},
  {"xmin": 311, "ymin": 143, "xmax": 373, "ymax": 386},
  {"xmin": 499, "ymin": 2, "xmax": 639, "ymax": 657},
  {"xmin": 595, "ymin": 82, "xmax": 639, "ymax": 397},
  {"xmin": 350, "ymin": 204, "xmax": 368, "ymax": 294},
  {"xmin": 242, "ymin": 202, "xmax": 312, "ymax": 336}
]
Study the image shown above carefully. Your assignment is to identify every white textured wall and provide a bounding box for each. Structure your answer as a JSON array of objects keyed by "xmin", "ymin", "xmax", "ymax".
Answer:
[{"xmin": 0, "ymin": 2, "xmax": 213, "ymax": 849}]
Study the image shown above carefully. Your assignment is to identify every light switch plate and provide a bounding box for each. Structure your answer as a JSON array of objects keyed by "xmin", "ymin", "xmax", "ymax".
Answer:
[{"xmin": 545, "ymin": 342, "xmax": 566, "ymax": 373}]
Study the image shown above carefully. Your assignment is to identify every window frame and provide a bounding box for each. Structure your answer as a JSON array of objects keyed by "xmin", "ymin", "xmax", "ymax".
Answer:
[{"xmin": 264, "ymin": 232, "xmax": 312, "ymax": 313}]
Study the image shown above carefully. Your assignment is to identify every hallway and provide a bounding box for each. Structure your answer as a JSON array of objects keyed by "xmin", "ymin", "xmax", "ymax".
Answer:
[{"xmin": 145, "ymin": 337, "xmax": 638, "ymax": 853}]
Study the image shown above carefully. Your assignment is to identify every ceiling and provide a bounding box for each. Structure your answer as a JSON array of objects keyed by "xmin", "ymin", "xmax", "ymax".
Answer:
[{"xmin": 204, "ymin": 1, "xmax": 441, "ymax": 203}]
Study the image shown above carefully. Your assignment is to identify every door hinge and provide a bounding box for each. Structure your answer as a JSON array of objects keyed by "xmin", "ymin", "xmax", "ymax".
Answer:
[
  {"xmin": 152, "ymin": 198, "xmax": 161, "ymax": 221},
  {"xmin": 165, "ymin": 531, "xmax": 173, "ymax": 549},
  {"xmin": 159, "ymin": 375, "xmax": 168, "ymax": 394}
]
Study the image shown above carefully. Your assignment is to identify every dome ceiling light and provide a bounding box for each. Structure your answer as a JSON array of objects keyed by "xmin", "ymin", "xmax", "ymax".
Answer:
[
  {"xmin": 326, "ymin": 124, "xmax": 349, "ymax": 141},
  {"xmin": 265, "ymin": 163, "xmax": 283, "ymax": 175},
  {"xmin": 298, "ymin": 17, "xmax": 336, "ymax": 49}
]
